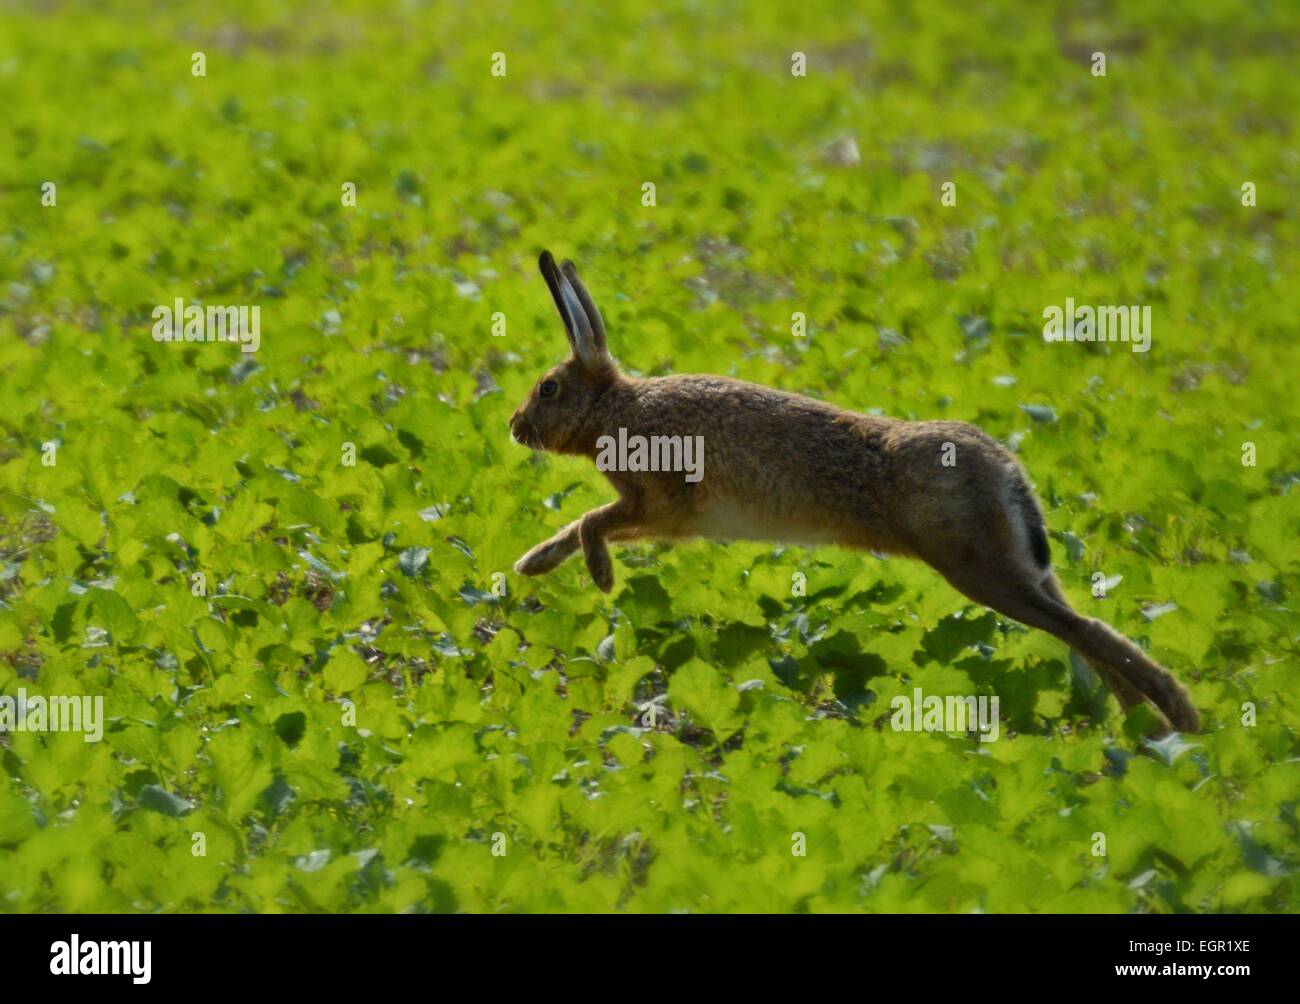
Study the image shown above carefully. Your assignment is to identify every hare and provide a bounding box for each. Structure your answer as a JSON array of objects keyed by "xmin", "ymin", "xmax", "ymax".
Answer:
[{"xmin": 509, "ymin": 251, "xmax": 1199, "ymax": 735}]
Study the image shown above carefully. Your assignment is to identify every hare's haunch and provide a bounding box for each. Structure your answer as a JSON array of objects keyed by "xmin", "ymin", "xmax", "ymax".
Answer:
[{"xmin": 510, "ymin": 251, "xmax": 1199, "ymax": 736}]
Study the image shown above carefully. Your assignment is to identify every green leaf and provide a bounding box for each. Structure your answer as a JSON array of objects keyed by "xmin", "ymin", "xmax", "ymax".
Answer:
[
  {"xmin": 323, "ymin": 649, "xmax": 369, "ymax": 693},
  {"xmin": 668, "ymin": 660, "xmax": 744, "ymax": 744},
  {"xmin": 138, "ymin": 784, "xmax": 194, "ymax": 817}
]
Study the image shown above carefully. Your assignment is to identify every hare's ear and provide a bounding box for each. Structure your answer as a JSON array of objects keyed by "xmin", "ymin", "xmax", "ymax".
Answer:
[
  {"xmin": 539, "ymin": 250, "xmax": 607, "ymax": 369},
  {"xmin": 560, "ymin": 259, "xmax": 606, "ymax": 349}
]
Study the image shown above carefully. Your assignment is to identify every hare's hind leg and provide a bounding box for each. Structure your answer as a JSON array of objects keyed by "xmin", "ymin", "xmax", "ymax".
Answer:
[
  {"xmin": 1026, "ymin": 571, "xmax": 1198, "ymax": 732},
  {"xmin": 931, "ymin": 557, "xmax": 1197, "ymax": 735},
  {"xmin": 931, "ymin": 560, "xmax": 1162, "ymax": 729},
  {"xmin": 1036, "ymin": 573, "xmax": 1148, "ymax": 715}
]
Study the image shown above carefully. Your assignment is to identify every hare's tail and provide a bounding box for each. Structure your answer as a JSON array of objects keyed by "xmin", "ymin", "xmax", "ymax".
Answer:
[{"xmin": 1007, "ymin": 474, "xmax": 1051, "ymax": 569}]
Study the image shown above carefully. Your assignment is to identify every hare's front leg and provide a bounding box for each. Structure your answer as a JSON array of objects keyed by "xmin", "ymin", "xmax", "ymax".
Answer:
[
  {"xmin": 578, "ymin": 498, "xmax": 641, "ymax": 593},
  {"xmin": 514, "ymin": 519, "xmax": 582, "ymax": 576}
]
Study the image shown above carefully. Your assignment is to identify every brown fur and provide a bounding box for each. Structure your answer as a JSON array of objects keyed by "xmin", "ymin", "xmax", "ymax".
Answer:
[{"xmin": 510, "ymin": 252, "xmax": 1199, "ymax": 736}]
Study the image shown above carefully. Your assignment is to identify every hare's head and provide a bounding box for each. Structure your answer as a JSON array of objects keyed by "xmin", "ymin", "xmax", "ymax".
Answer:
[{"xmin": 509, "ymin": 251, "xmax": 618, "ymax": 453}]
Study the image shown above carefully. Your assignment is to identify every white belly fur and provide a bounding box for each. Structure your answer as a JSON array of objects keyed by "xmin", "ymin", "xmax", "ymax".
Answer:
[{"xmin": 687, "ymin": 499, "xmax": 842, "ymax": 546}]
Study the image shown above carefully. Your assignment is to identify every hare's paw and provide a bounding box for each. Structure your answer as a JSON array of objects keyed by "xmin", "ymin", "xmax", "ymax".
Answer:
[
  {"xmin": 514, "ymin": 538, "xmax": 570, "ymax": 576},
  {"xmin": 584, "ymin": 547, "xmax": 615, "ymax": 593}
]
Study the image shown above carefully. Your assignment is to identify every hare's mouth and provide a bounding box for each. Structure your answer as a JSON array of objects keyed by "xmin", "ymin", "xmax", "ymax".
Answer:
[{"xmin": 510, "ymin": 414, "xmax": 540, "ymax": 449}]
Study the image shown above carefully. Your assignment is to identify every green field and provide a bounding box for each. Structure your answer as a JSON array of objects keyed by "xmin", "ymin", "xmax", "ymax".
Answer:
[{"xmin": 0, "ymin": 0, "xmax": 1297, "ymax": 913}]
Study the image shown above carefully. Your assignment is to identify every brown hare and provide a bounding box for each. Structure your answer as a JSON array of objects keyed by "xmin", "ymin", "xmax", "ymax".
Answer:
[{"xmin": 510, "ymin": 251, "xmax": 1199, "ymax": 735}]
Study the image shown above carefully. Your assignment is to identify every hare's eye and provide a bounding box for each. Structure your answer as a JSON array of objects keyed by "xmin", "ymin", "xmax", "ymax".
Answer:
[{"xmin": 539, "ymin": 379, "xmax": 559, "ymax": 399}]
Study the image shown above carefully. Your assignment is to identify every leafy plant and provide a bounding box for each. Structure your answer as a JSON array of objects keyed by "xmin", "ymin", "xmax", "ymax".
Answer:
[{"xmin": 0, "ymin": 0, "xmax": 1296, "ymax": 913}]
